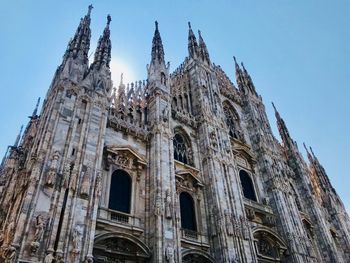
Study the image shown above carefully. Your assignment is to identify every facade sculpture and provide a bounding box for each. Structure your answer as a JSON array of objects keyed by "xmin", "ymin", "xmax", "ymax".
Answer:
[{"xmin": 0, "ymin": 6, "xmax": 349, "ymax": 263}]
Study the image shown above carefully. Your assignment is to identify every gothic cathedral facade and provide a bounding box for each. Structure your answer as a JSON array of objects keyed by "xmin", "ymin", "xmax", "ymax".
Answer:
[{"xmin": 0, "ymin": 6, "xmax": 349, "ymax": 263}]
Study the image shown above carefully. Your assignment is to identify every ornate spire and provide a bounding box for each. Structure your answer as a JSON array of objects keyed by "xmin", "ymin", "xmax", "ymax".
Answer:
[
  {"xmin": 13, "ymin": 125, "xmax": 23, "ymax": 148},
  {"xmin": 151, "ymin": 21, "xmax": 165, "ymax": 64},
  {"xmin": 272, "ymin": 102, "xmax": 293, "ymax": 147},
  {"xmin": 188, "ymin": 22, "xmax": 198, "ymax": 58},
  {"xmin": 30, "ymin": 97, "xmax": 40, "ymax": 119},
  {"xmin": 233, "ymin": 56, "xmax": 244, "ymax": 90},
  {"xmin": 303, "ymin": 142, "xmax": 313, "ymax": 163},
  {"xmin": 198, "ymin": 30, "xmax": 210, "ymax": 63},
  {"xmin": 91, "ymin": 15, "xmax": 112, "ymax": 69},
  {"xmin": 64, "ymin": 5, "xmax": 92, "ymax": 62},
  {"xmin": 241, "ymin": 62, "xmax": 257, "ymax": 96}
]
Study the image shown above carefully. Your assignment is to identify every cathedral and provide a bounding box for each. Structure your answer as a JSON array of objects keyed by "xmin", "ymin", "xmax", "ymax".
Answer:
[{"xmin": 1, "ymin": 6, "xmax": 350, "ymax": 263}]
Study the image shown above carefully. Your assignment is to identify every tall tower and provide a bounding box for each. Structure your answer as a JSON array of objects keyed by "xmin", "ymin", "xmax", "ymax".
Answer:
[{"xmin": 0, "ymin": 7, "xmax": 112, "ymax": 262}]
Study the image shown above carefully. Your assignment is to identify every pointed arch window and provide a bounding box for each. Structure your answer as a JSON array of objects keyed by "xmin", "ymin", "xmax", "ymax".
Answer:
[
  {"xmin": 223, "ymin": 103, "xmax": 242, "ymax": 140},
  {"xmin": 180, "ymin": 192, "xmax": 197, "ymax": 231},
  {"xmin": 239, "ymin": 170, "xmax": 257, "ymax": 201},
  {"xmin": 173, "ymin": 133, "xmax": 193, "ymax": 165},
  {"xmin": 108, "ymin": 170, "xmax": 132, "ymax": 213}
]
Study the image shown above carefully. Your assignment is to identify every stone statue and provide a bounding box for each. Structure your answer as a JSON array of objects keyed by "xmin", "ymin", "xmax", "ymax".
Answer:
[
  {"xmin": 155, "ymin": 193, "xmax": 162, "ymax": 216},
  {"xmin": 46, "ymin": 151, "xmax": 60, "ymax": 186},
  {"xmin": 80, "ymin": 167, "xmax": 91, "ymax": 198},
  {"xmin": 44, "ymin": 252, "xmax": 55, "ymax": 263},
  {"xmin": 33, "ymin": 214, "xmax": 45, "ymax": 242},
  {"xmin": 165, "ymin": 245, "xmax": 174, "ymax": 263},
  {"xmin": 72, "ymin": 225, "xmax": 82, "ymax": 253},
  {"xmin": 165, "ymin": 189, "xmax": 172, "ymax": 219},
  {"xmin": 63, "ymin": 162, "xmax": 71, "ymax": 188},
  {"xmin": 225, "ymin": 210, "xmax": 234, "ymax": 236}
]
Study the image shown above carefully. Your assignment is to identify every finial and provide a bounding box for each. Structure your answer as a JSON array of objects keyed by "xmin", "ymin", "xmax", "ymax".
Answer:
[
  {"xmin": 87, "ymin": 4, "xmax": 93, "ymax": 16},
  {"xmin": 271, "ymin": 102, "xmax": 277, "ymax": 112},
  {"xmin": 233, "ymin": 56, "xmax": 237, "ymax": 63},
  {"xmin": 14, "ymin": 125, "xmax": 24, "ymax": 147},
  {"xmin": 241, "ymin": 62, "xmax": 246, "ymax": 71},
  {"xmin": 188, "ymin": 22, "xmax": 192, "ymax": 29},
  {"xmin": 31, "ymin": 97, "xmax": 41, "ymax": 118},
  {"xmin": 120, "ymin": 73, "xmax": 124, "ymax": 85},
  {"xmin": 107, "ymin": 15, "xmax": 111, "ymax": 26},
  {"xmin": 155, "ymin": 20, "xmax": 158, "ymax": 30}
]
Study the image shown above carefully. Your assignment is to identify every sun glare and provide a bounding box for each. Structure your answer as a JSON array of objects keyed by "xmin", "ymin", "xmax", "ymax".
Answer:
[{"xmin": 110, "ymin": 58, "xmax": 137, "ymax": 87}]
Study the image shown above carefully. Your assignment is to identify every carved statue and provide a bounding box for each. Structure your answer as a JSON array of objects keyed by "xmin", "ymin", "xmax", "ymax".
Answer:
[
  {"xmin": 44, "ymin": 252, "xmax": 55, "ymax": 263},
  {"xmin": 46, "ymin": 151, "xmax": 60, "ymax": 186},
  {"xmin": 80, "ymin": 167, "xmax": 91, "ymax": 198},
  {"xmin": 155, "ymin": 193, "xmax": 162, "ymax": 216},
  {"xmin": 63, "ymin": 162, "xmax": 71, "ymax": 188},
  {"xmin": 162, "ymin": 104, "xmax": 169, "ymax": 122},
  {"xmin": 165, "ymin": 245, "xmax": 174, "ymax": 263},
  {"xmin": 33, "ymin": 214, "xmax": 45, "ymax": 242},
  {"xmin": 72, "ymin": 224, "xmax": 82, "ymax": 253},
  {"xmin": 225, "ymin": 210, "xmax": 234, "ymax": 236},
  {"xmin": 165, "ymin": 189, "xmax": 172, "ymax": 219}
]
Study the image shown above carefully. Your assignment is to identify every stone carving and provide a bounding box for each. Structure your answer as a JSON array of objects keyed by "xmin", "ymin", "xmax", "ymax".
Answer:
[
  {"xmin": 245, "ymin": 207, "xmax": 255, "ymax": 221},
  {"xmin": 241, "ymin": 216, "xmax": 250, "ymax": 240},
  {"xmin": 225, "ymin": 210, "xmax": 234, "ymax": 236},
  {"xmin": 63, "ymin": 162, "xmax": 71, "ymax": 188},
  {"xmin": 162, "ymin": 104, "xmax": 169, "ymax": 122},
  {"xmin": 44, "ymin": 251, "xmax": 55, "ymax": 263},
  {"xmin": 165, "ymin": 245, "xmax": 174, "ymax": 263},
  {"xmin": 84, "ymin": 256, "xmax": 94, "ymax": 263},
  {"xmin": 95, "ymin": 171, "xmax": 102, "ymax": 197},
  {"xmin": 46, "ymin": 151, "xmax": 60, "ymax": 186},
  {"xmin": 165, "ymin": 189, "xmax": 172, "ymax": 219},
  {"xmin": 30, "ymin": 214, "xmax": 45, "ymax": 254},
  {"xmin": 155, "ymin": 192, "xmax": 162, "ymax": 216},
  {"xmin": 80, "ymin": 167, "xmax": 91, "ymax": 198},
  {"xmin": 72, "ymin": 224, "xmax": 83, "ymax": 254}
]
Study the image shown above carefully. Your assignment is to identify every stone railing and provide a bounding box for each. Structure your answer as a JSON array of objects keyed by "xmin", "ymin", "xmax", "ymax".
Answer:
[
  {"xmin": 98, "ymin": 208, "xmax": 143, "ymax": 229},
  {"xmin": 180, "ymin": 228, "xmax": 209, "ymax": 245}
]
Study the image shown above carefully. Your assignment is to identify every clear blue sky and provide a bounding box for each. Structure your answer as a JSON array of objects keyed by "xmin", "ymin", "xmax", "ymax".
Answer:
[{"xmin": 0, "ymin": 1, "xmax": 349, "ymax": 212}]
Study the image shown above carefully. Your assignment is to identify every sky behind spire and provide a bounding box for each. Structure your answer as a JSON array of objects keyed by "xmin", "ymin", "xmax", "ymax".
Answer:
[{"xmin": 0, "ymin": 0, "xmax": 349, "ymax": 212}]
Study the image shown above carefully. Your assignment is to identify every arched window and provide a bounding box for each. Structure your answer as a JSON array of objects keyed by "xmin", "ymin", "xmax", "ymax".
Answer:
[
  {"xmin": 239, "ymin": 170, "xmax": 257, "ymax": 201},
  {"xmin": 223, "ymin": 103, "xmax": 241, "ymax": 140},
  {"xmin": 180, "ymin": 192, "xmax": 197, "ymax": 231},
  {"xmin": 173, "ymin": 133, "xmax": 192, "ymax": 165},
  {"xmin": 108, "ymin": 170, "xmax": 132, "ymax": 213}
]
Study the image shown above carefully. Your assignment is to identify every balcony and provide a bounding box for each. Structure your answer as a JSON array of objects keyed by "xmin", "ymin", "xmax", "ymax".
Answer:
[
  {"xmin": 97, "ymin": 208, "xmax": 144, "ymax": 235},
  {"xmin": 180, "ymin": 229, "xmax": 210, "ymax": 248}
]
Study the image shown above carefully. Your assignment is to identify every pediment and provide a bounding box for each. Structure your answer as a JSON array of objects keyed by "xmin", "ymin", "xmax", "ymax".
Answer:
[
  {"xmin": 232, "ymin": 140, "xmax": 256, "ymax": 168},
  {"xmin": 105, "ymin": 146, "xmax": 147, "ymax": 169},
  {"xmin": 175, "ymin": 169, "xmax": 203, "ymax": 189}
]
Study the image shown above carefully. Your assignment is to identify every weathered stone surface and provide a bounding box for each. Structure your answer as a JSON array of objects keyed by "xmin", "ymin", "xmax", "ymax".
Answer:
[{"xmin": 0, "ymin": 6, "xmax": 349, "ymax": 263}]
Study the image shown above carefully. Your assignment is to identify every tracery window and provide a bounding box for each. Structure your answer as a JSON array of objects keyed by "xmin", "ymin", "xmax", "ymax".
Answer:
[
  {"xmin": 223, "ymin": 103, "xmax": 242, "ymax": 140},
  {"xmin": 180, "ymin": 192, "xmax": 197, "ymax": 231},
  {"xmin": 173, "ymin": 133, "xmax": 193, "ymax": 165},
  {"xmin": 239, "ymin": 170, "xmax": 257, "ymax": 201},
  {"xmin": 108, "ymin": 169, "xmax": 132, "ymax": 213}
]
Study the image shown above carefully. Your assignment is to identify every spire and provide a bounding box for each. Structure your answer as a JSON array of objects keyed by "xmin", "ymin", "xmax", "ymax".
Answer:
[
  {"xmin": 91, "ymin": 15, "xmax": 112, "ymax": 69},
  {"xmin": 64, "ymin": 5, "xmax": 92, "ymax": 62},
  {"xmin": 303, "ymin": 142, "xmax": 313, "ymax": 163},
  {"xmin": 188, "ymin": 22, "xmax": 198, "ymax": 58},
  {"xmin": 233, "ymin": 56, "xmax": 245, "ymax": 90},
  {"xmin": 198, "ymin": 30, "xmax": 210, "ymax": 63},
  {"xmin": 272, "ymin": 102, "xmax": 293, "ymax": 147},
  {"xmin": 241, "ymin": 62, "xmax": 257, "ymax": 96},
  {"xmin": 151, "ymin": 21, "xmax": 165, "ymax": 64},
  {"xmin": 30, "ymin": 97, "xmax": 40, "ymax": 119},
  {"xmin": 13, "ymin": 125, "xmax": 23, "ymax": 148}
]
